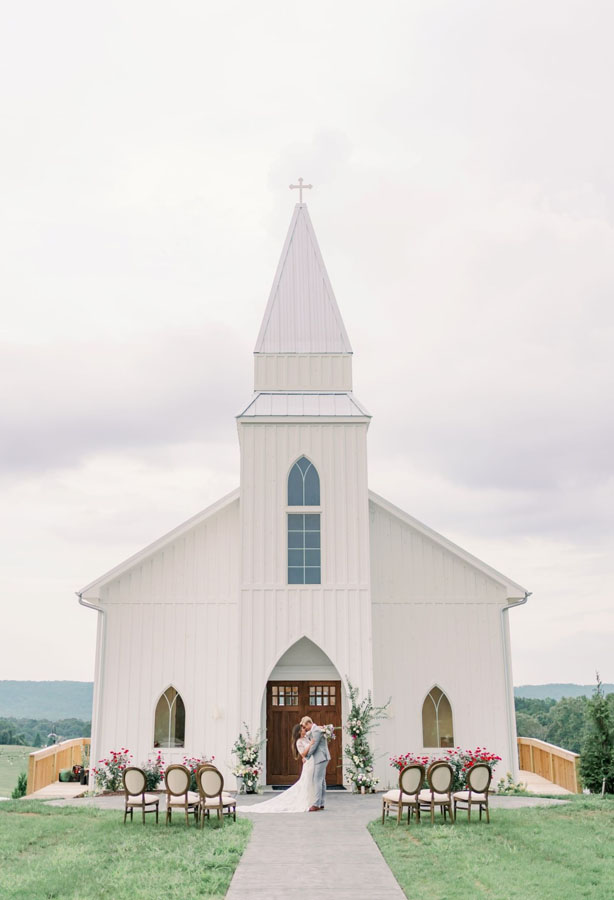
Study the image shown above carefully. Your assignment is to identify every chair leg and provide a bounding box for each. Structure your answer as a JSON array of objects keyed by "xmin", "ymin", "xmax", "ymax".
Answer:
[
  {"xmin": 486, "ymin": 803, "xmax": 490, "ymax": 824},
  {"xmin": 467, "ymin": 802, "xmax": 471, "ymax": 823},
  {"xmin": 449, "ymin": 802, "xmax": 454, "ymax": 824},
  {"xmin": 156, "ymin": 805, "xmax": 159, "ymax": 824},
  {"xmin": 124, "ymin": 807, "xmax": 127, "ymax": 824},
  {"xmin": 166, "ymin": 807, "xmax": 171, "ymax": 826},
  {"xmin": 142, "ymin": 806, "xmax": 146, "ymax": 825}
]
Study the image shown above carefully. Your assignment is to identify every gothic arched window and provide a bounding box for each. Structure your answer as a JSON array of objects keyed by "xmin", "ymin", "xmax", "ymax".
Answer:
[
  {"xmin": 422, "ymin": 686, "xmax": 454, "ymax": 748},
  {"xmin": 287, "ymin": 457, "xmax": 321, "ymax": 584},
  {"xmin": 288, "ymin": 456, "xmax": 320, "ymax": 506},
  {"xmin": 153, "ymin": 686, "xmax": 185, "ymax": 748}
]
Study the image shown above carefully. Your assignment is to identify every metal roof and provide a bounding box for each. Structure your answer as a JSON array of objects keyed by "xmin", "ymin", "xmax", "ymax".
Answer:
[
  {"xmin": 238, "ymin": 392, "xmax": 370, "ymax": 418},
  {"xmin": 254, "ymin": 204, "xmax": 353, "ymax": 354}
]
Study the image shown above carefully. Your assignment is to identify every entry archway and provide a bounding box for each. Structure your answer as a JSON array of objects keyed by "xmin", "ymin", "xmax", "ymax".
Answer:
[{"xmin": 264, "ymin": 637, "xmax": 344, "ymax": 786}]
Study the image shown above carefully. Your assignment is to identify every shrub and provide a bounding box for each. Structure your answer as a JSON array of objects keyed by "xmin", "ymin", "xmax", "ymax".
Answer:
[
  {"xmin": 496, "ymin": 771, "xmax": 528, "ymax": 795},
  {"xmin": 580, "ymin": 676, "xmax": 614, "ymax": 794},
  {"xmin": 11, "ymin": 772, "xmax": 27, "ymax": 799},
  {"xmin": 232, "ymin": 724, "xmax": 265, "ymax": 793},
  {"xmin": 141, "ymin": 751, "xmax": 166, "ymax": 790},
  {"xmin": 182, "ymin": 755, "xmax": 215, "ymax": 792},
  {"xmin": 91, "ymin": 748, "xmax": 133, "ymax": 792}
]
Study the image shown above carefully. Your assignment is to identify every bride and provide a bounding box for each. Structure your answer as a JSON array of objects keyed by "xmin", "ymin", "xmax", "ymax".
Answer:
[{"xmin": 240, "ymin": 723, "xmax": 316, "ymax": 813}]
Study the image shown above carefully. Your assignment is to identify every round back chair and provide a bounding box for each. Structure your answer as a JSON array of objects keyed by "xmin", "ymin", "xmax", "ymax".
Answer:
[
  {"xmin": 165, "ymin": 764, "xmax": 191, "ymax": 795},
  {"xmin": 429, "ymin": 762, "xmax": 453, "ymax": 794},
  {"xmin": 466, "ymin": 764, "xmax": 492, "ymax": 794},
  {"xmin": 123, "ymin": 767, "xmax": 147, "ymax": 795},
  {"xmin": 197, "ymin": 765, "xmax": 224, "ymax": 798},
  {"xmin": 399, "ymin": 764, "xmax": 424, "ymax": 796}
]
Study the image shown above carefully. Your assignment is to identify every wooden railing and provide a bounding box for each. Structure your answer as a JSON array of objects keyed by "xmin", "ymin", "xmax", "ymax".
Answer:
[
  {"xmin": 27, "ymin": 738, "xmax": 91, "ymax": 795},
  {"xmin": 517, "ymin": 736, "xmax": 581, "ymax": 793}
]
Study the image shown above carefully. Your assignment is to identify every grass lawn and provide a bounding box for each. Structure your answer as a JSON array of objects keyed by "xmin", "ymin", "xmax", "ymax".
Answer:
[
  {"xmin": 0, "ymin": 746, "xmax": 36, "ymax": 798},
  {"xmin": 369, "ymin": 796, "xmax": 614, "ymax": 900},
  {"xmin": 0, "ymin": 800, "xmax": 252, "ymax": 899}
]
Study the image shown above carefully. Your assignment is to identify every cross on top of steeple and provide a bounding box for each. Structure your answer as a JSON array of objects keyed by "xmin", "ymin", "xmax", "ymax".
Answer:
[{"xmin": 289, "ymin": 177, "xmax": 313, "ymax": 204}]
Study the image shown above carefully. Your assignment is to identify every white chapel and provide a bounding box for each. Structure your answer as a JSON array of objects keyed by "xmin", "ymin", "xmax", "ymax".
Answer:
[{"xmin": 79, "ymin": 198, "xmax": 528, "ymax": 788}]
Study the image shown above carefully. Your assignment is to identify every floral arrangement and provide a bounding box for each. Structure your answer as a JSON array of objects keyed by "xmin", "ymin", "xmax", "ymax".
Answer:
[
  {"xmin": 183, "ymin": 754, "xmax": 215, "ymax": 791},
  {"xmin": 322, "ymin": 724, "xmax": 337, "ymax": 742},
  {"xmin": 344, "ymin": 679, "xmax": 390, "ymax": 793},
  {"xmin": 92, "ymin": 748, "xmax": 133, "ymax": 792},
  {"xmin": 232, "ymin": 724, "xmax": 266, "ymax": 793},
  {"xmin": 389, "ymin": 746, "xmax": 502, "ymax": 791}
]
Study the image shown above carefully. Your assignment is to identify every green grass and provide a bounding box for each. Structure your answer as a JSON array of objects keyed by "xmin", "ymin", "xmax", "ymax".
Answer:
[
  {"xmin": 0, "ymin": 746, "xmax": 36, "ymax": 798},
  {"xmin": 369, "ymin": 796, "xmax": 614, "ymax": 900},
  {"xmin": 0, "ymin": 801, "xmax": 252, "ymax": 899}
]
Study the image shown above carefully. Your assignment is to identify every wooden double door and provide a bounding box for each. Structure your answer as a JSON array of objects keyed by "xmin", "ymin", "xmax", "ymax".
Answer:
[{"xmin": 266, "ymin": 680, "xmax": 343, "ymax": 786}]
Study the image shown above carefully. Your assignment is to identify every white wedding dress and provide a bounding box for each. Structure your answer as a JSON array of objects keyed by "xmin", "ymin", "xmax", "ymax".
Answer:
[{"xmin": 240, "ymin": 738, "xmax": 316, "ymax": 813}]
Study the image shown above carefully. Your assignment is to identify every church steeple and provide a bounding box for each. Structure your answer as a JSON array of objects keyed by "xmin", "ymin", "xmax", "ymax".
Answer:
[{"xmin": 253, "ymin": 203, "xmax": 353, "ymax": 392}]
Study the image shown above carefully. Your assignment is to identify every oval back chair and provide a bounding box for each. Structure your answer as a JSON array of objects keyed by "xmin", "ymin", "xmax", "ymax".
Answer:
[
  {"xmin": 381, "ymin": 763, "xmax": 425, "ymax": 826},
  {"xmin": 122, "ymin": 766, "xmax": 159, "ymax": 825},
  {"xmin": 164, "ymin": 764, "xmax": 199, "ymax": 826},
  {"xmin": 419, "ymin": 761, "xmax": 455, "ymax": 824},
  {"xmin": 453, "ymin": 763, "xmax": 492, "ymax": 823},
  {"xmin": 196, "ymin": 765, "xmax": 237, "ymax": 826}
]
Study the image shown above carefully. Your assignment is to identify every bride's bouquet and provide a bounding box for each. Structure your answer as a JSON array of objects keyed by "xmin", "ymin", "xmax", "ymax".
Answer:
[{"xmin": 322, "ymin": 724, "xmax": 337, "ymax": 742}]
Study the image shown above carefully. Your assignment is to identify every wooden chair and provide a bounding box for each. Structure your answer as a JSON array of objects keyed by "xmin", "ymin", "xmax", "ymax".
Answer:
[
  {"xmin": 381, "ymin": 764, "xmax": 425, "ymax": 825},
  {"xmin": 418, "ymin": 761, "xmax": 455, "ymax": 824},
  {"xmin": 122, "ymin": 767, "xmax": 159, "ymax": 824},
  {"xmin": 196, "ymin": 764, "xmax": 237, "ymax": 826},
  {"xmin": 453, "ymin": 763, "xmax": 492, "ymax": 823},
  {"xmin": 164, "ymin": 764, "xmax": 200, "ymax": 826}
]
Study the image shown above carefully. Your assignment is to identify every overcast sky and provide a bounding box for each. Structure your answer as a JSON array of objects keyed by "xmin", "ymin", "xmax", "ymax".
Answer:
[{"xmin": 1, "ymin": 1, "xmax": 612, "ymax": 685}]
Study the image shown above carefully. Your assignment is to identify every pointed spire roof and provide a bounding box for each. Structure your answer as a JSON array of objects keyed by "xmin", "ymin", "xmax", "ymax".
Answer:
[{"xmin": 255, "ymin": 204, "xmax": 352, "ymax": 354}]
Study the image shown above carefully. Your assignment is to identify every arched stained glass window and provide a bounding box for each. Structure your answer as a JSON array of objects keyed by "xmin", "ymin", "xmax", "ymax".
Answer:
[
  {"xmin": 422, "ymin": 686, "xmax": 454, "ymax": 748},
  {"xmin": 288, "ymin": 457, "xmax": 320, "ymax": 506},
  {"xmin": 154, "ymin": 686, "xmax": 185, "ymax": 748},
  {"xmin": 287, "ymin": 457, "xmax": 320, "ymax": 584}
]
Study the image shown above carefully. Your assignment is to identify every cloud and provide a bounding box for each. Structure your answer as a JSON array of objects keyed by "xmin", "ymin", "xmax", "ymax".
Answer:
[{"xmin": 0, "ymin": 327, "xmax": 250, "ymax": 472}]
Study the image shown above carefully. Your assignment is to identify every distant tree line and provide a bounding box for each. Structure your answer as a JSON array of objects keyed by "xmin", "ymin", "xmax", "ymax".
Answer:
[{"xmin": 0, "ymin": 717, "xmax": 91, "ymax": 747}]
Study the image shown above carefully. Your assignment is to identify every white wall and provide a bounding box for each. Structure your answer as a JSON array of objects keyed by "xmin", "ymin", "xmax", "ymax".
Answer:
[
  {"xmin": 237, "ymin": 419, "xmax": 374, "ymax": 756},
  {"xmin": 368, "ymin": 498, "xmax": 517, "ymax": 788},
  {"xmin": 90, "ymin": 497, "xmax": 243, "ymax": 782}
]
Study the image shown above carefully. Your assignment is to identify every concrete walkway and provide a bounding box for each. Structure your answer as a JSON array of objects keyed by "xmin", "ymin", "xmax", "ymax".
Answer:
[{"xmin": 228, "ymin": 792, "xmax": 405, "ymax": 900}]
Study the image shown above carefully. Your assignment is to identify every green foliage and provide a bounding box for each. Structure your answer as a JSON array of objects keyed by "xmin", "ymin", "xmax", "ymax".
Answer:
[
  {"xmin": 545, "ymin": 696, "xmax": 588, "ymax": 753},
  {"xmin": 579, "ymin": 676, "xmax": 614, "ymax": 794},
  {"xmin": 0, "ymin": 716, "xmax": 90, "ymax": 747},
  {"xmin": 10, "ymin": 772, "xmax": 27, "ymax": 799},
  {"xmin": 370, "ymin": 795, "xmax": 614, "ymax": 899},
  {"xmin": 141, "ymin": 751, "xmax": 165, "ymax": 790},
  {"xmin": 514, "ymin": 696, "xmax": 557, "ymax": 725},
  {"xmin": 0, "ymin": 801, "xmax": 251, "ymax": 899},
  {"xmin": 496, "ymin": 772, "xmax": 529, "ymax": 795},
  {"xmin": 515, "ymin": 711, "xmax": 547, "ymax": 741},
  {"xmin": 344, "ymin": 679, "xmax": 389, "ymax": 792},
  {"xmin": 92, "ymin": 748, "xmax": 133, "ymax": 792}
]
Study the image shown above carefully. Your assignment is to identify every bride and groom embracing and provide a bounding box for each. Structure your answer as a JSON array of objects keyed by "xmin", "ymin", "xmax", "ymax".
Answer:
[{"xmin": 243, "ymin": 716, "xmax": 331, "ymax": 814}]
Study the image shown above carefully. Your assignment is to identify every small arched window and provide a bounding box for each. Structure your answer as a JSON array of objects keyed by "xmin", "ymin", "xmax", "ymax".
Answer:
[
  {"xmin": 422, "ymin": 686, "xmax": 454, "ymax": 748},
  {"xmin": 287, "ymin": 457, "xmax": 320, "ymax": 584},
  {"xmin": 288, "ymin": 456, "xmax": 320, "ymax": 506},
  {"xmin": 154, "ymin": 686, "xmax": 185, "ymax": 748}
]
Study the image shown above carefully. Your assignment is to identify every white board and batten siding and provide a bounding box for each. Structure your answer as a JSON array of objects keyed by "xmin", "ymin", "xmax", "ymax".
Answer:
[
  {"xmin": 369, "ymin": 493, "xmax": 522, "ymax": 786},
  {"xmin": 237, "ymin": 417, "xmax": 375, "ymax": 750},
  {"xmin": 83, "ymin": 494, "xmax": 243, "ymax": 781}
]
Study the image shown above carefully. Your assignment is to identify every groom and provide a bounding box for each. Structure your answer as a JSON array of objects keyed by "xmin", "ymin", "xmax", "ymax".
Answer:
[{"xmin": 301, "ymin": 715, "xmax": 330, "ymax": 812}]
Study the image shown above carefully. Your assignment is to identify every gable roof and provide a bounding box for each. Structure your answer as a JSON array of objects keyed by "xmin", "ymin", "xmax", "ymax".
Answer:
[
  {"xmin": 78, "ymin": 488, "xmax": 240, "ymax": 598},
  {"xmin": 369, "ymin": 490, "xmax": 527, "ymax": 599},
  {"xmin": 255, "ymin": 204, "xmax": 352, "ymax": 354}
]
